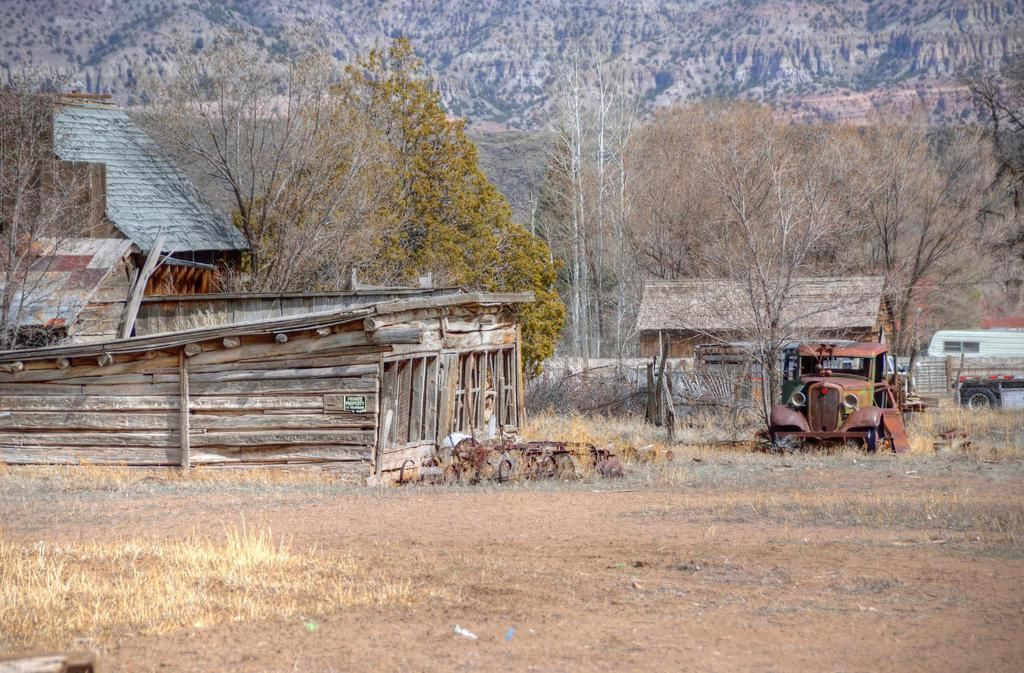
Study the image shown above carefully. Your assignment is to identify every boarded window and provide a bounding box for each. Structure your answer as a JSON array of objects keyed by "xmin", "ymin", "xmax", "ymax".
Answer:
[
  {"xmin": 448, "ymin": 347, "xmax": 518, "ymax": 435},
  {"xmin": 382, "ymin": 355, "xmax": 438, "ymax": 447}
]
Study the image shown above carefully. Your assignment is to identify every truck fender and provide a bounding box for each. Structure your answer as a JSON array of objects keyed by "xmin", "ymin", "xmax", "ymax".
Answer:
[
  {"xmin": 840, "ymin": 406, "xmax": 883, "ymax": 431},
  {"xmin": 770, "ymin": 405, "xmax": 809, "ymax": 432}
]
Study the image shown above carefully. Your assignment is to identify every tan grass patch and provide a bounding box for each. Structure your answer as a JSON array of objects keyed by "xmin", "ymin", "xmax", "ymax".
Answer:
[
  {"xmin": 1, "ymin": 464, "xmax": 344, "ymax": 492},
  {"xmin": 0, "ymin": 523, "xmax": 412, "ymax": 652}
]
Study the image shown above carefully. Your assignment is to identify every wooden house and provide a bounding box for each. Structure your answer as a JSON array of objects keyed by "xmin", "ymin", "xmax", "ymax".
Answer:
[
  {"xmin": 0, "ymin": 292, "xmax": 530, "ymax": 481},
  {"xmin": 636, "ymin": 277, "xmax": 891, "ymax": 358}
]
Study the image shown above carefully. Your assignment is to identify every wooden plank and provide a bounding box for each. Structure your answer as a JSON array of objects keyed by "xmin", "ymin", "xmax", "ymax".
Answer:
[
  {"xmin": 0, "ymin": 395, "xmax": 179, "ymax": 411},
  {"xmin": 186, "ymin": 330, "xmax": 370, "ymax": 366},
  {"xmin": 515, "ymin": 326, "xmax": 526, "ymax": 428},
  {"xmin": 423, "ymin": 356, "xmax": 438, "ymax": 442},
  {"xmin": 0, "ymin": 445, "xmax": 180, "ymax": 465},
  {"xmin": 189, "ymin": 395, "xmax": 326, "ymax": 411},
  {"xmin": 0, "ymin": 384, "xmax": 85, "ymax": 396},
  {"xmin": 380, "ymin": 442, "xmax": 433, "ymax": 471},
  {"xmin": 190, "ymin": 446, "xmax": 370, "ymax": 465},
  {"xmin": 369, "ymin": 327, "xmax": 424, "ymax": 345},
  {"xmin": 398, "ymin": 359, "xmax": 411, "ymax": 443},
  {"xmin": 163, "ymin": 364, "xmax": 377, "ymax": 384},
  {"xmin": 0, "ymin": 432, "xmax": 175, "ymax": 448},
  {"xmin": 0, "ymin": 412, "xmax": 176, "ymax": 431},
  {"xmin": 81, "ymin": 383, "xmax": 178, "ymax": 396},
  {"xmin": 189, "ymin": 351, "xmax": 382, "ymax": 373},
  {"xmin": 119, "ymin": 232, "xmax": 167, "ymax": 338},
  {"xmin": 436, "ymin": 352, "xmax": 459, "ymax": 441},
  {"xmin": 191, "ymin": 414, "xmax": 376, "ymax": 431},
  {"xmin": 180, "ymin": 350, "xmax": 191, "ymax": 471},
  {"xmin": 190, "ymin": 429, "xmax": 375, "ymax": 447},
  {"xmin": 0, "ymin": 355, "xmax": 179, "ymax": 381},
  {"xmin": 409, "ymin": 357, "xmax": 425, "ymax": 442},
  {"xmin": 189, "ymin": 377, "xmax": 377, "ymax": 396}
]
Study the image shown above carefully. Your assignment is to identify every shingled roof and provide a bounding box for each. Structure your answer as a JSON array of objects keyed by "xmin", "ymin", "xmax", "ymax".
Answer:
[
  {"xmin": 53, "ymin": 101, "xmax": 248, "ymax": 254},
  {"xmin": 637, "ymin": 277, "xmax": 886, "ymax": 333}
]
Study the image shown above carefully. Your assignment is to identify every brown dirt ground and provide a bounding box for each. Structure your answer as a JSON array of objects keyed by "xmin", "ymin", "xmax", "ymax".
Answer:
[{"xmin": 2, "ymin": 455, "xmax": 1024, "ymax": 673}]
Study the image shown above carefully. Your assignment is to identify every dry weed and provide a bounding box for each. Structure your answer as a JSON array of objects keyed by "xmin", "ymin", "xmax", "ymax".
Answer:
[{"xmin": 0, "ymin": 523, "xmax": 412, "ymax": 652}]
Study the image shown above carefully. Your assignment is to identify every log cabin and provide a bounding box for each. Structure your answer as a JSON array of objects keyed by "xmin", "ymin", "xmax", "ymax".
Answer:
[{"xmin": 0, "ymin": 292, "xmax": 531, "ymax": 481}]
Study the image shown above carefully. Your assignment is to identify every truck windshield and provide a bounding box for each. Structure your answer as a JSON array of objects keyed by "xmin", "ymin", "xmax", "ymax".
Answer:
[{"xmin": 801, "ymin": 356, "xmax": 869, "ymax": 378}]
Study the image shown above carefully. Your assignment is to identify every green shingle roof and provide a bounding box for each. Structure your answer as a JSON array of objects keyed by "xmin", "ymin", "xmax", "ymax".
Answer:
[{"xmin": 53, "ymin": 102, "xmax": 248, "ymax": 254}]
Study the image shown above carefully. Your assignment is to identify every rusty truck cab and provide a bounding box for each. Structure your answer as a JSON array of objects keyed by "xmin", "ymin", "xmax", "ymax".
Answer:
[{"xmin": 770, "ymin": 342, "xmax": 908, "ymax": 452}]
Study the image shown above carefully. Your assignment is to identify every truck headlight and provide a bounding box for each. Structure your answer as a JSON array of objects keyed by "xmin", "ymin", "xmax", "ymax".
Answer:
[{"xmin": 843, "ymin": 393, "xmax": 859, "ymax": 411}]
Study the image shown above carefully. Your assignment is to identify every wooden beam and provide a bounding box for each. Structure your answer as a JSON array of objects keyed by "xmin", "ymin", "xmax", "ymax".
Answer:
[
  {"xmin": 222, "ymin": 336, "xmax": 240, "ymax": 349},
  {"xmin": 118, "ymin": 233, "xmax": 167, "ymax": 339},
  {"xmin": 179, "ymin": 350, "xmax": 190, "ymax": 472},
  {"xmin": 274, "ymin": 333, "xmax": 289, "ymax": 344},
  {"xmin": 0, "ymin": 361, "xmax": 24, "ymax": 374},
  {"xmin": 97, "ymin": 353, "xmax": 113, "ymax": 367},
  {"xmin": 183, "ymin": 343, "xmax": 202, "ymax": 357}
]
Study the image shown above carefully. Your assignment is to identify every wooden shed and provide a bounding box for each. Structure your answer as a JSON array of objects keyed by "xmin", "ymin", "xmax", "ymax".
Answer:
[
  {"xmin": 0, "ymin": 292, "xmax": 530, "ymax": 481},
  {"xmin": 636, "ymin": 277, "xmax": 891, "ymax": 358}
]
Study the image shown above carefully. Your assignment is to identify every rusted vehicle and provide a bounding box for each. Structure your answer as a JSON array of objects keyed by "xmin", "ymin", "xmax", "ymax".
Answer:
[{"xmin": 768, "ymin": 342, "xmax": 909, "ymax": 452}]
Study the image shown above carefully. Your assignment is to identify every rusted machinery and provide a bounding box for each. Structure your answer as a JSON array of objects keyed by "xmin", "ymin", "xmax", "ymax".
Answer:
[{"xmin": 399, "ymin": 438, "xmax": 618, "ymax": 484}]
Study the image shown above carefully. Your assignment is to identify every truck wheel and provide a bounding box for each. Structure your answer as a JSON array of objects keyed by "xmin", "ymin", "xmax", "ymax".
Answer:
[
  {"xmin": 865, "ymin": 424, "xmax": 880, "ymax": 453},
  {"xmin": 960, "ymin": 387, "xmax": 997, "ymax": 409}
]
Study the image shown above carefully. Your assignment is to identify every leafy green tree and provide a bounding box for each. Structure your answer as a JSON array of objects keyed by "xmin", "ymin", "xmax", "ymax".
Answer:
[{"xmin": 342, "ymin": 39, "xmax": 565, "ymax": 374}]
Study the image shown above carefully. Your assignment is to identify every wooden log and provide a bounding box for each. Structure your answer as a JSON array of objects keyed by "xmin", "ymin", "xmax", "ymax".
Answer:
[
  {"xmin": 189, "ymin": 377, "xmax": 376, "ymax": 396},
  {"xmin": 189, "ymin": 352, "xmax": 381, "ymax": 374},
  {"xmin": 161, "ymin": 364, "xmax": 377, "ymax": 384},
  {"xmin": 0, "ymin": 432, "xmax": 176, "ymax": 447},
  {"xmin": 189, "ymin": 395, "xmax": 327, "ymax": 412},
  {"xmin": 191, "ymin": 414, "xmax": 376, "ymax": 431},
  {"xmin": 222, "ymin": 336, "xmax": 240, "ymax": 348},
  {"xmin": 183, "ymin": 343, "xmax": 202, "ymax": 358},
  {"xmin": 180, "ymin": 350, "xmax": 190, "ymax": 472},
  {"xmin": 186, "ymin": 330, "xmax": 369, "ymax": 366},
  {"xmin": 315, "ymin": 328, "xmax": 332, "ymax": 337},
  {"xmin": 190, "ymin": 429, "xmax": 375, "ymax": 447},
  {"xmin": 0, "ymin": 411, "xmax": 177, "ymax": 431},
  {"xmin": 96, "ymin": 353, "xmax": 113, "ymax": 367},
  {"xmin": 274, "ymin": 333, "xmax": 289, "ymax": 344},
  {"xmin": 118, "ymin": 232, "xmax": 166, "ymax": 339},
  {"xmin": 0, "ymin": 445, "xmax": 180, "ymax": 465},
  {"xmin": 369, "ymin": 327, "xmax": 424, "ymax": 345},
  {"xmin": 56, "ymin": 358, "xmax": 70, "ymax": 370},
  {"xmin": 0, "ymin": 395, "xmax": 179, "ymax": 412},
  {"xmin": 0, "ymin": 361, "xmax": 24, "ymax": 374},
  {"xmin": 0, "ymin": 355, "xmax": 179, "ymax": 382}
]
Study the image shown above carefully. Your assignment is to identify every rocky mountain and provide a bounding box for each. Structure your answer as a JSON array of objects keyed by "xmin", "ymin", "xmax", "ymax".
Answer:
[{"xmin": 2, "ymin": 0, "xmax": 1021, "ymax": 128}]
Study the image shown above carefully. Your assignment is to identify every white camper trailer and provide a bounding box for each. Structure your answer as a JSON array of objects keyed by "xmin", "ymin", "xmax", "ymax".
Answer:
[{"xmin": 927, "ymin": 330, "xmax": 1024, "ymax": 359}]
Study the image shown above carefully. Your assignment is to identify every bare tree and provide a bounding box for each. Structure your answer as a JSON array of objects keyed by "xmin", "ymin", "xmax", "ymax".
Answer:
[
  {"xmin": 0, "ymin": 86, "xmax": 85, "ymax": 349},
  {"xmin": 690, "ymin": 105, "xmax": 856, "ymax": 424},
  {"xmin": 143, "ymin": 38, "xmax": 384, "ymax": 292},
  {"xmin": 850, "ymin": 118, "xmax": 997, "ymax": 351}
]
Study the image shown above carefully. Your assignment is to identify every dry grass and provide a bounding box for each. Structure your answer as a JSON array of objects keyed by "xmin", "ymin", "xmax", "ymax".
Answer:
[
  {"xmin": 0, "ymin": 523, "xmax": 414, "ymax": 652},
  {"xmin": 0, "ymin": 464, "xmax": 348, "ymax": 494},
  {"xmin": 905, "ymin": 403, "xmax": 1024, "ymax": 458}
]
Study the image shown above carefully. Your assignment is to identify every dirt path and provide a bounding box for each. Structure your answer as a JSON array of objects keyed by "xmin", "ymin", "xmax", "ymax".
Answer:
[{"xmin": 3, "ymin": 459, "xmax": 1023, "ymax": 672}]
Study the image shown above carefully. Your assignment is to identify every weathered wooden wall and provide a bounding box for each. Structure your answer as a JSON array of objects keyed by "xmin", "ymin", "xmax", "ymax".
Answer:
[
  {"xmin": 0, "ymin": 321, "xmax": 383, "ymax": 473},
  {"xmin": 376, "ymin": 306, "xmax": 522, "ymax": 473},
  {"xmin": 0, "ymin": 294, "xmax": 530, "ymax": 479}
]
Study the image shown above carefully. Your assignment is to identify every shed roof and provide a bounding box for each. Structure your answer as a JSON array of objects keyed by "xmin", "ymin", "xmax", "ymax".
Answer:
[
  {"xmin": 0, "ymin": 238, "xmax": 133, "ymax": 328},
  {"xmin": 637, "ymin": 277, "xmax": 886, "ymax": 333},
  {"xmin": 53, "ymin": 101, "xmax": 248, "ymax": 254},
  {"xmin": 0, "ymin": 291, "xmax": 533, "ymax": 362}
]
